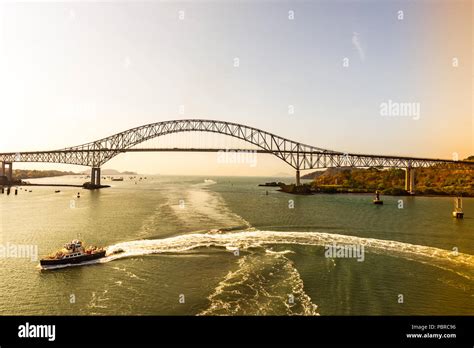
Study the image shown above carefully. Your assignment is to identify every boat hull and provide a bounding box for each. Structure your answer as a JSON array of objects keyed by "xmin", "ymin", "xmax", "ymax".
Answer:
[{"xmin": 40, "ymin": 250, "xmax": 106, "ymax": 266}]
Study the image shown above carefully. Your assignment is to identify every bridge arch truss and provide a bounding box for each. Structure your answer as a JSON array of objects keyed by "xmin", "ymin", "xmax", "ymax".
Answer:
[{"xmin": 1, "ymin": 119, "xmax": 473, "ymax": 187}]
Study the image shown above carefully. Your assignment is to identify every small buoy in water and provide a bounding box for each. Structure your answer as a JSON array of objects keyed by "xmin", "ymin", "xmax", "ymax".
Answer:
[
  {"xmin": 373, "ymin": 190, "xmax": 383, "ymax": 205},
  {"xmin": 452, "ymin": 196, "xmax": 464, "ymax": 219}
]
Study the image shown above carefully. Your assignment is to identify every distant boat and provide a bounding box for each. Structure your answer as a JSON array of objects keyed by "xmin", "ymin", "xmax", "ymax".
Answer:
[
  {"xmin": 112, "ymin": 177, "xmax": 124, "ymax": 181},
  {"xmin": 54, "ymin": 190, "xmax": 60, "ymax": 193}
]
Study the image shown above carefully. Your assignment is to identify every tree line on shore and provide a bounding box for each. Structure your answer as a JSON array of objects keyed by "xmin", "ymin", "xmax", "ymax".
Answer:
[
  {"xmin": 304, "ymin": 165, "xmax": 474, "ymax": 196},
  {"xmin": 11, "ymin": 169, "xmax": 79, "ymax": 180}
]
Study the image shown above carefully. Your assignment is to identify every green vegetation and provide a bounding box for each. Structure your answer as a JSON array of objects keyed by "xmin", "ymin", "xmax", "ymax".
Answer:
[
  {"xmin": 309, "ymin": 166, "xmax": 474, "ymax": 196},
  {"xmin": 12, "ymin": 169, "xmax": 79, "ymax": 180}
]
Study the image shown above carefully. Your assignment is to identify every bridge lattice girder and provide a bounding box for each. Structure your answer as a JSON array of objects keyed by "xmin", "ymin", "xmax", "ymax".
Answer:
[{"xmin": 0, "ymin": 119, "xmax": 473, "ymax": 170}]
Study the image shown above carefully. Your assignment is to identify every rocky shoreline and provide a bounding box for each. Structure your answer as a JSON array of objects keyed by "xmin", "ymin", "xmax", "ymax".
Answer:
[{"xmin": 264, "ymin": 182, "xmax": 474, "ymax": 197}]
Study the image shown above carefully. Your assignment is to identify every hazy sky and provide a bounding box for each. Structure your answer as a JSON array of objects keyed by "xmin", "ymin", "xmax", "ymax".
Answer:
[{"xmin": 0, "ymin": 0, "xmax": 472, "ymax": 176}]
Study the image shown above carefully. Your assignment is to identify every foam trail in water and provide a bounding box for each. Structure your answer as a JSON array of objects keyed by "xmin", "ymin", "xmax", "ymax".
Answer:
[
  {"xmin": 40, "ymin": 230, "xmax": 474, "ymax": 280},
  {"xmin": 102, "ymin": 230, "xmax": 474, "ymax": 281},
  {"xmin": 137, "ymin": 178, "xmax": 251, "ymax": 237},
  {"xmin": 199, "ymin": 252, "xmax": 319, "ymax": 316}
]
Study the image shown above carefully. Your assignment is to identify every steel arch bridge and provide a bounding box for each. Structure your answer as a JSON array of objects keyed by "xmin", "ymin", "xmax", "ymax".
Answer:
[{"xmin": 1, "ymin": 119, "xmax": 473, "ymax": 190}]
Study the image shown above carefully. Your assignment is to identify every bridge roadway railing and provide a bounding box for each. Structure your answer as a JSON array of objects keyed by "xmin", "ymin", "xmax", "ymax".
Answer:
[{"xmin": 1, "ymin": 147, "xmax": 473, "ymax": 170}]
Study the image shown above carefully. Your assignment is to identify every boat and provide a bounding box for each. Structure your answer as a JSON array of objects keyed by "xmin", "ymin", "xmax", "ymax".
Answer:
[
  {"xmin": 111, "ymin": 177, "xmax": 124, "ymax": 181},
  {"xmin": 452, "ymin": 197, "xmax": 464, "ymax": 218},
  {"xmin": 40, "ymin": 239, "xmax": 106, "ymax": 266}
]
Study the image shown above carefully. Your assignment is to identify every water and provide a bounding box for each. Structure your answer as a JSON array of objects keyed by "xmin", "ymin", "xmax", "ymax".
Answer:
[{"xmin": 0, "ymin": 175, "xmax": 473, "ymax": 315}]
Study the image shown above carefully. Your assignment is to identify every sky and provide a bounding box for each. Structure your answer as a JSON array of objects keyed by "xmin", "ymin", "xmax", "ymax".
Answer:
[{"xmin": 0, "ymin": 0, "xmax": 472, "ymax": 176}]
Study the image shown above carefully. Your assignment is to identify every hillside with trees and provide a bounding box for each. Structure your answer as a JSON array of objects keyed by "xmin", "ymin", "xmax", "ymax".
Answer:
[
  {"xmin": 12, "ymin": 169, "xmax": 80, "ymax": 180},
  {"xmin": 303, "ymin": 164, "xmax": 474, "ymax": 196}
]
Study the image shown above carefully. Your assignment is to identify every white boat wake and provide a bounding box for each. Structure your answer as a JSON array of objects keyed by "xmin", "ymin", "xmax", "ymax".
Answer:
[
  {"xmin": 101, "ymin": 230, "xmax": 474, "ymax": 281},
  {"xmin": 39, "ymin": 230, "xmax": 474, "ymax": 282}
]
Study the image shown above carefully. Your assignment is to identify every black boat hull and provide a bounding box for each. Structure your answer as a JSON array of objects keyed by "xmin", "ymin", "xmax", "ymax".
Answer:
[{"xmin": 40, "ymin": 250, "xmax": 107, "ymax": 266}]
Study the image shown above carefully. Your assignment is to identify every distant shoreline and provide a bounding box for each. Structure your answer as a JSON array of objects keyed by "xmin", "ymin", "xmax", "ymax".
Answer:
[
  {"xmin": 18, "ymin": 183, "xmax": 84, "ymax": 188},
  {"xmin": 276, "ymin": 189, "xmax": 473, "ymax": 198},
  {"xmin": 264, "ymin": 181, "xmax": 474, "ymax": 197}
]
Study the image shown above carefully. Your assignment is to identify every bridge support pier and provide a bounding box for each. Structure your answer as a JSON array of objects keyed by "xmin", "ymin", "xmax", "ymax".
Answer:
[
  {"xmin": 1, "ymin": 162, "xmax": 13, "ymax": 183},
  {"xmin": 91, "ymin": 167, "xmax": 101, "ymax": 187},
  {"xmin": 296, "ymin": 169, "xmax": 301, "ymax": 186},
  {"xmin": 404, "ymin": 167, "xmax": 415, "ymax": 194}
]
